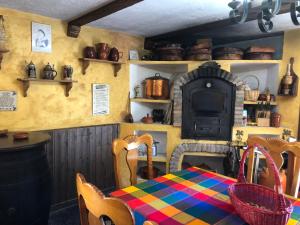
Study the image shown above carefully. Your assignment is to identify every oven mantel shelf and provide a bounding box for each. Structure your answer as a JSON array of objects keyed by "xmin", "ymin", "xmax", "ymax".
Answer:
[{"xmin": 130, "ymin": 98, "xmax": 171, "ymax": 104}]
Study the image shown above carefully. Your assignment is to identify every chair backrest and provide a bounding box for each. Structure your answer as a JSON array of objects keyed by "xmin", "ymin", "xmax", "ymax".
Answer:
[
  {"xmin": 76, "ymin": 173, "xmax": 135, "ymax": 225},
  {"xmin": 247, "ymin": 136, "xmax": 300, "ymax": 198},
  {"xmin": 112, "ymin": 134, "xmax": 153, "ymax": 189}
]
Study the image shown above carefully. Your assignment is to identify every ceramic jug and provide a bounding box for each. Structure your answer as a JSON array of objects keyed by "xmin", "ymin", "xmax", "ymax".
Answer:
[
  {"xmin": 25, "ymin": 61, "xmax": 36, "ymax": 78},
  {"xmin": 84, "ymin": 46, "xmax": 96, "ymax": 58},
  {"xmin": 63, "ymin": 65, "xmax": 73, "ymax": 80},
  {"xmin": 109, "ymin": 47, "xmax": 123, "ymax": 62},
  {"xmin": 43, "ymin": 63, "xmax": 57, "ymax": 80},
  {"xmin": 96, "ymin": 43, "xmax": 110, "ymax": 60}
]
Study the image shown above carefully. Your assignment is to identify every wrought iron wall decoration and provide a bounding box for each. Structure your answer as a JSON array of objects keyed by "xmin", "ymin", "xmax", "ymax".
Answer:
[
  {"xmin": 291, "ymin": 0, "xmax": 300, "ymax": 25},
  {"xmin": 227, "ymin": 0, "xmax": 300, "ymax": 32},
  {"xmin": 258, "ymin": 0, "xmax": 282, "ymax": 32},
  {"xmin": 228, "ymin": 0, "xmax": 250, "ymax": 24}
]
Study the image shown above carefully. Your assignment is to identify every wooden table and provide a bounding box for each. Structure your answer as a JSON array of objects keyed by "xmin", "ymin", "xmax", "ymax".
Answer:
[{"xmin": 111, "ymin": 167, "xmax": 300, "ymax": 225}]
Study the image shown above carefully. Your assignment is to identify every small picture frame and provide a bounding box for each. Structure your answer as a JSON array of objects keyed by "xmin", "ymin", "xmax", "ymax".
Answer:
[
  {"xmin": 32, "ymin": 22, "xmax": 52, "ymax": 53},
  {"xmin": 129, "ymin": 50, "xmax": 139, "ymax": 60}
]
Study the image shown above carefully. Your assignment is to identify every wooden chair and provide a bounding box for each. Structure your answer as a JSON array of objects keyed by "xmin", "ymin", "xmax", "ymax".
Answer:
[
  {"xmin": 112, "ymin": 134, "xmax": 153, "ymax": 189},
  {"xmin": 76, "ymin": 173, "xmax": 157, "ymax": 225},
  {"xmin": 247, "ymin": 136, "xmax": 300, "ymax": 198}
]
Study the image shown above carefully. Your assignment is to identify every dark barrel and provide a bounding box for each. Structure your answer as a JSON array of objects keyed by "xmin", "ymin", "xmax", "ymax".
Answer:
[{"xmin": 0, "ymin": 132, "xmax": 51, "ymax": 225}]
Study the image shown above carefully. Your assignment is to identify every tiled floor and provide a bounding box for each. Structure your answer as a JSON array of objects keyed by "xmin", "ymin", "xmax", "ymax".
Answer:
[{"xmin": 48, "ymin": 205, "xmax": 80, "ymax": 225}]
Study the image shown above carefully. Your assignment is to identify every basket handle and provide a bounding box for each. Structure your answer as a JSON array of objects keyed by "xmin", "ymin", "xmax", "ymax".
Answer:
[
  {"xmin": 237, "ymin": 144, "xmax": 283, "ymax": 195},
  {"xmin": 242, "ymin": 75, "xmax": 260, "ymax": 90}
]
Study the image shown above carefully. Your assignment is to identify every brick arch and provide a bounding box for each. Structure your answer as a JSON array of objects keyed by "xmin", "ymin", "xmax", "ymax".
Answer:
[
  {"xmin": 172, "ymin": 61, "xmax": 244, "ymax": 127},
  {"xmin": 169, "ymin": 143, "xmax": 234, "ymax": 172}
]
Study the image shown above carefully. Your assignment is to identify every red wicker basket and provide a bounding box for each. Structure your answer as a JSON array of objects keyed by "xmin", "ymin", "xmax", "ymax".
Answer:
[{"xmin": 228, "ymin": 144, "xmax": 293, "ymax": 225}]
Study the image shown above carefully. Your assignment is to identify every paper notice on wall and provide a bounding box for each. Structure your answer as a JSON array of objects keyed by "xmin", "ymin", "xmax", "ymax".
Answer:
[
  {"xmin": 92, "ymin": 84, "xmax": 109, "ymax": 115},
  {"xmin": 0, "ymin": 91, "xmax": 17, "ymax": 111}
]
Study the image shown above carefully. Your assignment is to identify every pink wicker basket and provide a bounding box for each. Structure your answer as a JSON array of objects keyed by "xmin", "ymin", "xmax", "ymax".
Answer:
[{"xmin": 228, "ymin": 144, "xmax": 293, "ymax": 225}]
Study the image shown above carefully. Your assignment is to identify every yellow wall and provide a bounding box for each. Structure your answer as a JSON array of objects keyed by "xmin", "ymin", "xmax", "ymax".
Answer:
[
  {"xmin": 1, "ymin": 6, "xmax": 298, "ymax": 136},
  {"xmin": 0, "ymin": 7, "xmax": 144, "ymax": 131},
  {"xmin": 277, "ymin": 29, "xmax": 300, "ymax": 136}
]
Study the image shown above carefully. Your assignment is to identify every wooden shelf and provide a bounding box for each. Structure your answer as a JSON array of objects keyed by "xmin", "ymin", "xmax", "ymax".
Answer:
[
  {"xmin": 129, "ymin": 59, "xmax": 281, "ymax": 66},
  {"xmin": 138, "ymin": 153, "xmax": 167, "ymax": 162},
  {"xmin": 131, "ymin": 98, "xmax": 171, "ymax": 104},
  {"xmin": 243, "ymin": 101, "xmax": 277, "ymax": 105},
  {"xmin": 79, "ymin": 58, "xmax": 125, "ymax": 77},
  {"xmin": 17, "ymin": 78, "xmax": 78, "ymax": 97},
  {"xmin": 129, "ymin": 60, "xmax": 192, "ymax": 65}
]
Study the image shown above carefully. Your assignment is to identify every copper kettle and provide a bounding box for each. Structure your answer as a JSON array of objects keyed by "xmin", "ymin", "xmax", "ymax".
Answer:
[{"xmin": 144, "ymin": 73, "xmax": 169, "ymax": 99}]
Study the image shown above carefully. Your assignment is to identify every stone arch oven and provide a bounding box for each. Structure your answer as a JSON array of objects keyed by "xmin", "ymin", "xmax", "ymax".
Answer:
[{"xmin": 173, "ymin": 62, "xmax": 244, "ymax": 141}]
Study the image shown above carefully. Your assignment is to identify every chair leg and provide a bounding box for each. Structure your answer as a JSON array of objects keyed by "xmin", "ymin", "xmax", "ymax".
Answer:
[{"xmin": 290, "ymin": 158, "xmax": 300, "ymax": 198}]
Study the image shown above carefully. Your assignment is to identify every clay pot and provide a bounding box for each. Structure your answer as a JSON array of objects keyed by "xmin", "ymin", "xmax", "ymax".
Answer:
[
  {"xmin": 96, "ymin": 43, "xmax": 111, "ymax": 60},
  {"xmin": 84, "ymin": 46, "xmax": 96, "ymax": 58},
  {"xmin": 141, "ymin": 114, "xmax": 153, "ymax": 124}
]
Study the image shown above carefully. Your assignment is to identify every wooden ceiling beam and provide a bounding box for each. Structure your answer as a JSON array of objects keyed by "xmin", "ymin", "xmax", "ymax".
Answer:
[
  {"xmin": 67, "ymin": 0, "xmax": 143, "ymax": 38},
  {"xmin": 145, "ymin": 0, "xmax": 291, "ymax": 46}
]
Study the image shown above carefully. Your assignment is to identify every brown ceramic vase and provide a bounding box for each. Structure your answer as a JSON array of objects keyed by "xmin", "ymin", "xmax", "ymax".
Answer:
[
  {"xmin": 84, "ymin": 46, "xmax": 96, "ymax": 58},
  {"xmin": 96, "ymin": 43, "xmax": 110, "ymax": 60}
]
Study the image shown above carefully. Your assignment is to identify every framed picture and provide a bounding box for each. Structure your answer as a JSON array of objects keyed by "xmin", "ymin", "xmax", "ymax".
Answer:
[
  {"xmin": 92, "ymin": 84, "xmax": 109, "ymax": 115},
  {"xmin": 0, "ymin": 91, "xmax": 17, "ymax": 111},
  {"xmin": 129, "ymin": 50, "xmax": 139, "ymax": 60},
  {"xmin": 32, "ymin": 22, "xmax": 52, "ymax": 53}
]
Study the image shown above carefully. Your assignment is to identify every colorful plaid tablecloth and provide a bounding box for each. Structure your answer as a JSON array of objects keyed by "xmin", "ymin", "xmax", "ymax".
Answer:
[{"xmin": 111, "ymin": 167, "xmax": 300, "ymax": 225}]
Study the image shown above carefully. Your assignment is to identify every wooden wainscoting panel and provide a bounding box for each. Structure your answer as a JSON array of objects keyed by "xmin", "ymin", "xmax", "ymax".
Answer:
[{"xmin": 46, "ymin": 124, "xmax": 119, "ymax": 210}]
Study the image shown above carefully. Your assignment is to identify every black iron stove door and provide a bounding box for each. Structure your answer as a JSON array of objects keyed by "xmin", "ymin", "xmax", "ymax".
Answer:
[{"xmin": 182, "ymin": 77, "xmax": 235, "ymax": 140}]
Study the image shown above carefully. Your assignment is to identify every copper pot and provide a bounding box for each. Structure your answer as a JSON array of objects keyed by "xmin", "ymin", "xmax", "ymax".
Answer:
[{"xmin": 144, "ymin": 73, "xmax": 169, "ymax": 99}]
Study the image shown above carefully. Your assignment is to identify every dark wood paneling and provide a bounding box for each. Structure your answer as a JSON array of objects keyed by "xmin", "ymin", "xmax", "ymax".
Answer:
[{"xmin": 46, "ymin": 124, "xmax": 119, "ymax": 210}]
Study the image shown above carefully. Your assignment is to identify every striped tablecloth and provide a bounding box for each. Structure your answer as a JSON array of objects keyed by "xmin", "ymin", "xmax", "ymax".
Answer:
[{"xmin": 111, "ymin": 167, "xmax": 300, "ymax": 225}]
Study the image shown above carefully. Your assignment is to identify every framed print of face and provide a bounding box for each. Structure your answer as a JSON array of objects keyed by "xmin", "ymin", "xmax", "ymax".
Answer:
[
  {"xmin": 129, "ymin": 50, "xmax": 139, "ymax": 60},
  {"xmin": 32, "ymin": 22, "xmax": 52, "ymax": 53}
]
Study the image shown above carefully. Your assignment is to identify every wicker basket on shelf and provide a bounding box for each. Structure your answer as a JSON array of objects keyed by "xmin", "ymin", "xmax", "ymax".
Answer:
[
  {"xmin": 243, "ymin": 75, "xmax": 260, "ymax": 101},
  {"xmin": 228, "ymin": 145, "xmax": 293, "ymax": 225}
]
